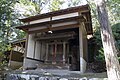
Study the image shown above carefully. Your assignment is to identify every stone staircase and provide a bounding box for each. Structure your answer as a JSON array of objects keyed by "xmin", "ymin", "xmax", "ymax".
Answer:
[{"xmin": 37, "ymin": 63, "xmax": 69, "ymax": 70}]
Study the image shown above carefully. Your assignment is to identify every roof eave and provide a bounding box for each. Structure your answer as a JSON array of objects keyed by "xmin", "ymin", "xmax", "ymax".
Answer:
[{"xmin": 19, "ymin": 4, "xmax": 90, "ymax": 23}]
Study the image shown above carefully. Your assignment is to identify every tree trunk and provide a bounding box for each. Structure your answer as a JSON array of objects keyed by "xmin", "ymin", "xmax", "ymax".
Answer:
[{"xmin": 94, "ymin": 0, "xmax": 120, "ymax": 80}]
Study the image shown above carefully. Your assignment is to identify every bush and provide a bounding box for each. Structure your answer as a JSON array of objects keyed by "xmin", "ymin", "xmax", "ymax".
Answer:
[{"xmin": 93, "ymin": 23, "xmax": 120, "ymax": 61}]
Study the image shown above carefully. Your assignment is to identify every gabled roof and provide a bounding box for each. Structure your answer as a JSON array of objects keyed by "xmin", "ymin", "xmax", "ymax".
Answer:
[
  {"xmin": 19, "ymin": 4, "xmax": 90, "ymax": 23},
  {"xmin": 16, "ymin": 4, "xmax": 93, "ymax": 35}
]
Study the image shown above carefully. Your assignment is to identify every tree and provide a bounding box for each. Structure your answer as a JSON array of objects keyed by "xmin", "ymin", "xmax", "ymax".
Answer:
[
  {"xmin": 0, "ymin": 0, "xmax": 18, "ymax": 67},
  {"xmin": 94, "ymin": 0, "xmax": 120, "ymax": 79},
  {"xmin": 49, "ymin": 0, "xmax": 64, "ymax": 11},
  {"xmin": 67, "ymin": 0, "xmax": 82, "ymax": 7},
  {"xmin": 87, "ymin": 0, "xmax": 120, "ymax": 28},
  {"xmin": 106, "ymin": 0, "xmax": 120, "ymax": 25},
  {"xmin": 0, "ymin": 0, "xmax": 18, "ymax": 50},
  {"xmin": 14, "ymin": 0, "xmax": 49, "ymax": 17}
]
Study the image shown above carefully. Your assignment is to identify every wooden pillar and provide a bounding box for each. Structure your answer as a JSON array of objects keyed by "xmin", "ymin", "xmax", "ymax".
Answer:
[
  {"xmin": 54, "ymin": 44, "xmax": 57, "ymax": 64},
  {"xmin": 66, "ymin": 43, "xmax": 69, "ymax": 65},
  {"xmin": 79, "ymin": 23, "xmax": 87, "ymax": 73},
  {"xmin": 40, "ymin": 42, "xmax": 42, "ymax": 60},
  {"xmin": 63, "ymin": 42, "xmax": 66, "ymax": 64},
  {"xmin": 52, "ymin": 43, "xmax": 57, "ymax": 64},
  {"xmin": 34, "ymin": 41, "xmax": 41, "ymax": 60},
  {"xmin": 8, "ymin": 49, "xmax": 13, "ymax": 66},
  {"xmin": 45, "ymin": 43, "xmax": 48, "ymax": 62},
  {"xmin": 26, "ymin": 34, "xmax": 35, "ymax": 58},
  {"xmin": 24, "ymin": 33, "xmax": 29, "ymax": 58},
  {"xmin": 23, "ymin": 34, "xmax": 40, "ymax": 69}
]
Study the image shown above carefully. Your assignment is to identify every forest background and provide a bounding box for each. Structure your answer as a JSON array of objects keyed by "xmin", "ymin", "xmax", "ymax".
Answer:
[{"xmin": 0, "ymin": 0, "xmax": 119, "ymax": 70}]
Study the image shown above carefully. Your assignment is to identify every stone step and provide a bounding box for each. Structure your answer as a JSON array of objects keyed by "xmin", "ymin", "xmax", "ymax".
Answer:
[{"xmin": 37, "ymin": 63, "xmax": 69, "ymax": 70}]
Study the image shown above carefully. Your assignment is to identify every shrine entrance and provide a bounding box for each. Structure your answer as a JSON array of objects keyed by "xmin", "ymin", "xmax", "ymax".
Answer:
[
  {"xmin": 46, "ymin": 41, "xmax": 68, "ymax": 64},
  {"xmin": 39, "ymin": 28, "xmax": 80, "ymax": 71}
]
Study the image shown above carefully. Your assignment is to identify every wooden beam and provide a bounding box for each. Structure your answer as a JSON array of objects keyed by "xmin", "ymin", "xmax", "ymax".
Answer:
[
  {"xmin": 26, "ymin": 57, "xmax": 44, "ymax": 62},
  {"xmin": 34, "ymin": 32, "xmax": 76, "ymax": 40},
  {"xmin": 16, "ymin": 16, "xmax": 85, "ymax": 30},
  {"xmin": 28, "ymin": 23, "xmax": 79, "ymax": 34},
  {"xmin": 84, "ymin": 22, "xmax": 93, "ymax": 34}
]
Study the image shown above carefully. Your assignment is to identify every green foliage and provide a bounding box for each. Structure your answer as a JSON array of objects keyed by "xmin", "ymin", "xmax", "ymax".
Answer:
[
  {"xmin": 94, "ymin": 23, "xmax": 120, "ymax": 61},
  {"xmin": 0, "ymin": 0, "xmax": 24, "ymax": 67},
  {"xmin": 0, "ymin": 0, "xmax": 51, "ymax": 67},
  {"xmin": 0, "ymin": 0, "xmax": 17, "ymax": 52},
  {"xmin": 95, "ymin": 48, "xmax": 105, "ymax": 61},
  {"xmin": 0, "ymin": 51, "xmax": 8, "ymax": 69},
  {"xmin": 112, "ymin": 23, "xmax": 120, "ymax": 50},
  {"xmin": 93, "ymin": 28, "xmax": 102, "ymax": 46},
  {"xmin": 87, "ymin": 0, "xmax": 120, "ymax": 30},
  {"xmin": 87, "ymin": 0, "xmax": 120, "ymax": 62},
  {"xmin": 49, "ymin": 0, "xmax": 64, "ymax": 11},
  {"xmin": 16, "ymin": 0, "xmax": 49, "ymax": 16},
  {"xmin": 112, "ymin": 23, "xmax": 120, "ymax": 38},
  {"xmin": 106, "ymin": 0, "xmax": 120, "ymax": 24},
  {"xmin": 67, "ymin": 0, "xmax": 82, "ymax": 7}
]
